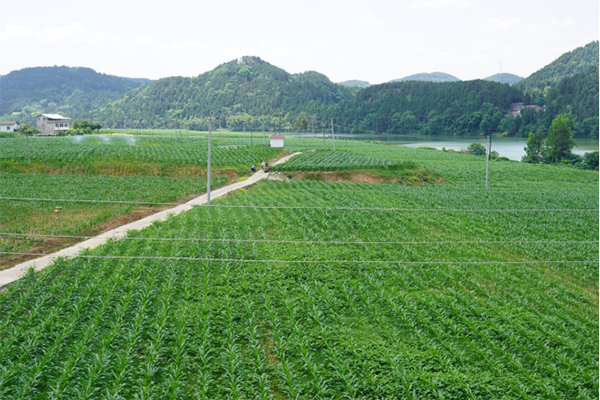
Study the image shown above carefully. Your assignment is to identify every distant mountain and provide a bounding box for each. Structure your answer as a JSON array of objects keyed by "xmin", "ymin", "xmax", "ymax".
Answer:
[
  {"xmin": 97, "ymin": 56, "xmax": 353, "ymax": 129},
  {"xmin": 338, "ymin": 80, "xmax": 370, "ymax": 88},
  {"xmin": 122, "ymin": 77, "xmax": 153, "ymax": 85},
  {"xmin": 484, "ymin": 73, "xmax": 523, "ymax": 85},
  {"xmin": 391, "ymin": 72, "xmax": 460, "ymax": 83},
  {"xmin": 516, "ymin": 41, "xmax": 599, "ymax": 95},
  {"xmin": 0, "ymin": 66, "xmax": 150, "ymax": 122}
]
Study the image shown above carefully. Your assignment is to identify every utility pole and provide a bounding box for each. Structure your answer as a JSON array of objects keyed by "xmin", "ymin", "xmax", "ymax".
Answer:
[
  {"xmin": 278, "ymin": 114, "xmax": 282, "ymax": 136},
  {"xmin": 26, "ymin": 132, "xmax": 30, "ymax": 164},
  {"xmin": 485, "ymin": 129, "xmax": 492, "ymax": 190},
  {"xmin": 331, "ymin": 118, "xmax": 335, "ymax": 151},
  {"xmin": 207, "ymin": 115, "xmax": 212, "ymax": 205}
]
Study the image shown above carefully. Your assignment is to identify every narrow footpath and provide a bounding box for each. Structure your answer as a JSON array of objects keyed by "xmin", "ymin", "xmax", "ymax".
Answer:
[{"xmin": 0, "ymin": 152, "xmax": 300, "ymax": 286}]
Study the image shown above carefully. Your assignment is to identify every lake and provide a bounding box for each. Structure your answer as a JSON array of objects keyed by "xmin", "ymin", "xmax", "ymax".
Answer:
[{"xmin": 328, "ymin": 134, "xmax": 599, "ymax": 161}]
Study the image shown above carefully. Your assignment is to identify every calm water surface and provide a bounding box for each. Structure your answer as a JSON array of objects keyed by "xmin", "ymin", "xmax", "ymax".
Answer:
[{"xmin": 330, "ymin": 134, "xmax": 599, "ymax": 161}]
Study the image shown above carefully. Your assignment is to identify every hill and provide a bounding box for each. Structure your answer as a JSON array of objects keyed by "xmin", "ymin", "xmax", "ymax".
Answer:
[
  {"xmin": 391, "ymin": 72, "xmax": 460, "ymax": 83},
  {"xmin": 333, "ymin": 79, "xmax": 522, "ymax": 134},
  {"xmin": 516, "ymin": 41, "xmax": 599, "ymax": 96},
  {"xmin": 484, "ymin": 73, "xmax": 523, "ymax": 85},
  {"xmin": 542, "ymin": 66, "xmax": 599, "ymax": 138},
  {"xmin": 338, "ymin": 80, "xmax": 371, "ymax": 88},
  {"xmin": 96, "ymin": 56, "xmax": 353, "ymax": 129},
  {"xmin": 0, "ymin": 66, "xmax": 150, "ymax": 122}
]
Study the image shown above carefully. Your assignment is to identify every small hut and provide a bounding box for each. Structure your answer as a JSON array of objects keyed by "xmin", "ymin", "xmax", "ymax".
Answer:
[{"xmin": 269, "ymin": 135, "xmax": 284, "ymax": 148}]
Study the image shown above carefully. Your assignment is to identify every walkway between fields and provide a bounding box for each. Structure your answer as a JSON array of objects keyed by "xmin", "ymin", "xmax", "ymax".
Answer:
[{"xmin": 0, "ymin": 152, "xmax": 300, "ymax": 286}]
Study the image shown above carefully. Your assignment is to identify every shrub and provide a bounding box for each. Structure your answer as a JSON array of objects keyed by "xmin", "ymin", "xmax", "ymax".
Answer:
[{"xmin": 467, "ymin": 142, "xmax": 486, "ymax": 156}]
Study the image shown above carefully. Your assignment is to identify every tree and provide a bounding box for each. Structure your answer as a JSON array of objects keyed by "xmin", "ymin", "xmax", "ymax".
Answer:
[
  {"xmin": 522, "ymin": 131, "xmax": 545, "ymax": 163},
  {"xmin": 582, "ymin": 151, "xmax": 599, "ymax": 170},
  {"xmin": 294, "ymin": 112, "xmax": 309, "ymax": 133},
  {"xmin": 467, "ymin": 142, "xmax": 486, "ymax": 156},
  {"xmin": 18, "ymin": 124, "xmax": 39, "ymax": 135},
  {"xmin": 544, "ymin": 114, "xmax": 576, "ymax": 163}
]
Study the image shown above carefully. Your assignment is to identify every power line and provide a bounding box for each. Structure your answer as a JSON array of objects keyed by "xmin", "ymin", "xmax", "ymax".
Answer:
[
  {"xmin": 0, "ymin": 197, "xmax": 597, "ymax": 213},
  {"xmin": 0, "ymin": 251, "xmax": 596, "ymax": 265},
  {"xmin": 0, "ymin": 232, "xmax": 597, "ymax": 246}
]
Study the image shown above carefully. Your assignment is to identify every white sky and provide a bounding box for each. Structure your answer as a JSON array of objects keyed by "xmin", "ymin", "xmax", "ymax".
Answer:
[{"xmin": 1, "ymin": 0, "xmax": 598, "ymax": 84}]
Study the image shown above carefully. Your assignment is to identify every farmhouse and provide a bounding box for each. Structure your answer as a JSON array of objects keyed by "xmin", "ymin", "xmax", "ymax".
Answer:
[
  {"xmin": 269, "ymin": 134, "xmax": 284, "ymax": 148},
  {"xmin": 0, "ymin": 121, "xmax": 20, "ymax": 132},
  {"xmin": 36, "ymin": 114, "xmax": 71, "ymax": 135},
  {"xmin": 509, "ymin": 102, "xmax": 545, "ymax": 116}
]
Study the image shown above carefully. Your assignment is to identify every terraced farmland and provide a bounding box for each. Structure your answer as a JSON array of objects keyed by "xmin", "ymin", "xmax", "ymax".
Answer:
[{"xmin": 0, "ymin": 140, "xmax": 597, "ymax": 398}]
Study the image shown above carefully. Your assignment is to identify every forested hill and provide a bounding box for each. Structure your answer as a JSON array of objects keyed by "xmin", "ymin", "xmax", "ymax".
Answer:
[
  {"xmin": 332, "ymin": 80, "xmax": 522, "ymax": 135},
  {"xmin": 0, "ymin": 66, "xmax": 151, "ymax": 122},
  {"xmin": 516, "ymin": 41, "xmax": 599, "ymax": 96},
  {"xmin": 97, "ymin": 56, "xmax": 353, "ymax": 129},
  {"xmin": 391, "ymin": 72, "xmax": 460, "ymax": 83},
  {"xmin": 542, "ymin": 66, "xmax": 599, "ymax": 138},
  {"xmin": 484, "ymin": 73, "xmax": 523, "ymax": 85}
]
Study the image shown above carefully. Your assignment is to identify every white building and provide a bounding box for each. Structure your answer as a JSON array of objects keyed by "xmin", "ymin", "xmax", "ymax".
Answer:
[
  {"xmin": 269, "ymin": 134, "xmax": 284, "ymax": 148},
  {"xmin": 0, "ymin": 121, "xmax": 20, "ymax": 132},
  {"xmin": 36, "ymin": 114, "xmax": 71, "ymax": 135}
]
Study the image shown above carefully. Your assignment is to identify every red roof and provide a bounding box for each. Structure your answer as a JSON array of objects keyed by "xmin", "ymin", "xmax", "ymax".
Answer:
[{"xmin": 269, "ymin": 135, "xmax": 285, "ymax": 139}]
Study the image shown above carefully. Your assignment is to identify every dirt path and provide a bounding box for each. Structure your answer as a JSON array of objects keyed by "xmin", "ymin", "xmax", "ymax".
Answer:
[{"xmin": 0, "ymin": 152, "xmax": 300, "ymax": 286}]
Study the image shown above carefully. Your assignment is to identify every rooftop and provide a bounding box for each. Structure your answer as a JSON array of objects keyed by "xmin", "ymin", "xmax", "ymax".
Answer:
[{"xmin": 39, "ymin": 114, "xmax": 71, "ymax": 120}]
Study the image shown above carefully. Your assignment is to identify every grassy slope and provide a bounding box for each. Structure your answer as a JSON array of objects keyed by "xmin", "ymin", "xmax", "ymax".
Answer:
[{"xmin": 0, "ymin": 141, "xmax": 597, "ymax": 398}]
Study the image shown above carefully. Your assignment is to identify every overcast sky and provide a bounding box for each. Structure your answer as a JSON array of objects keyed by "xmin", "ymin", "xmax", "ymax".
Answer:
[{"xmin": 1, "ymin": 0, "xmax": 597, "ymax": 84}]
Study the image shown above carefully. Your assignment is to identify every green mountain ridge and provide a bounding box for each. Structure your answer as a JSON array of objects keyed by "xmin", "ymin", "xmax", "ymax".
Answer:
[
  {"xmin": 2, "ymin": 42, "xmax": 597, "ymax": 139},
  {"xmin": 0, "ymin": 66, "xmax": 151, "ymax": 122},
  {"xmin": 97, "ymin": 56, "xmax": 353, "ymax": 129}
]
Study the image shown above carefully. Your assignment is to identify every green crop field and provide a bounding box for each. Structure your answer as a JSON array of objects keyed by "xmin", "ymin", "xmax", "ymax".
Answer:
[
  {"xmin": 0, "ymin": 136, "xmax": 282, "ymax": 172},
  {"xmin": 273, "ymin": 149, "xmax": 403, "ymax": 171},
  {"xmin": 0, "ymin": 140, "xmax": 598, "ymax": 398},
  {"xmin": 0, "ymin": 173, "xmax": 227, "ymax": 269}
]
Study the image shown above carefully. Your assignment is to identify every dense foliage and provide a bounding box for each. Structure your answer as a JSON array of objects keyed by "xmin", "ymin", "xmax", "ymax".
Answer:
[
  {"xmin": 543, "ymin": 67, "xmax": 599, "ymax": 138},
  {"xmin": 516, "ymin": 41, "xmax": 599, "ymax": 97},
  {"xmin": 0, "ymin": 66, "xmax": 150, "ymax": 123},
  {"xmin": 332, "ymin": 80, "xmax": 522, "ymax": 134},
  {"xmin": 0, "ymin": 140, "xmax": 597, "ymax": 398}
]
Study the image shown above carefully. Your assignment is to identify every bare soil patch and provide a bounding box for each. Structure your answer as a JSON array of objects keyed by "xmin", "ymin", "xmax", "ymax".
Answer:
[{"xmin": 286, "ymin": 169, "xmax": 448, "ymax": 186}]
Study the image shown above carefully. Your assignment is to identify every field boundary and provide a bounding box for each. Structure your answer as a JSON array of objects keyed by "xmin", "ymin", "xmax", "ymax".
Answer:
[{"xmin": 0, "ymin": 152, "xmax": 300, "ymax": 286}]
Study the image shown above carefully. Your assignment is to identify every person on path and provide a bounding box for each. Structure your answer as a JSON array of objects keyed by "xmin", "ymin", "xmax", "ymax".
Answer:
[
  {"xmin": 251, "ymin": 164, "xmax": 256, "ymax": 172},
  {"xmin": 261, "ymin": 160, "xmax": 266, "ymax": 169}
]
